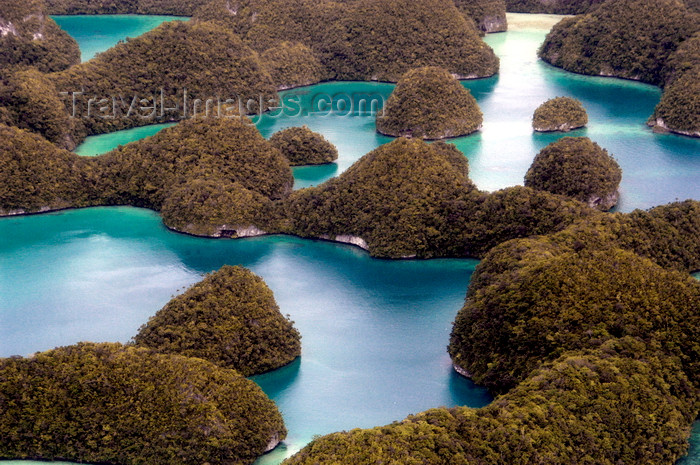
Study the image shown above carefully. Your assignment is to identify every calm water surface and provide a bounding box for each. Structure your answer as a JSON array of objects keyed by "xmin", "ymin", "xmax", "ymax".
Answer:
[
  {"xmin": 4, "ymin": 12, "xmax": 699, "ymax": 465},
  {"xmin": 52, "ymin": 15, "xmax": 188, "ymax": 61}
]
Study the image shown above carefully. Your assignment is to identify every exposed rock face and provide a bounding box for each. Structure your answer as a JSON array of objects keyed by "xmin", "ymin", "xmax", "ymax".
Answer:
[
  {"xmin": 649, "ymin": 117, "xmax": 700, "ymax": 138},
  {"xmin": 0, "ymin": 0, "xmax": 80, "ymax": 72},
  {"xmin": 480, "ymin": 14, "xmax": 507, "ymax": 32},
  {"xmin": 454, "ymin": 0, "xmax": 508, "ymax": 33},
  {"xmin": 320, "ymin": 234, "xmax": 370, "ymax": 251},
  {"xmin": 453, "ymin": 363, "xmax": 473, "ymax": 378}
]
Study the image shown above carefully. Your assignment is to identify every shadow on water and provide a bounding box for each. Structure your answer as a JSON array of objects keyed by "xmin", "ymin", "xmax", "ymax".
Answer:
[{"xmin": 251, "ymin": 357, "xmax": 303, "ymax": 400}]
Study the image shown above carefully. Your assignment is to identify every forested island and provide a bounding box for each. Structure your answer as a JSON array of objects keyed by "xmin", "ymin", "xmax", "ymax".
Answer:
[
  {"xmin": 0, "ymin": 0, "xmax": 79, "ymax": 73},
  {"xmin": 376, "ymin": 67, "xmax": 483, "ymax": 140},
  {"xmin": 532, "ymin": 97, "xmax": 588, "ymax": 132},
  {"xmin": 134, "ymin": 265, "xmax": 301, "ymax": 376},
  {"xmin": 524, "ymin": 137, "xmax": 621, "ymax": 210},
  {"xmin": 269, "ymin": 126, "xmax": 339, "ymax": 166},
  {"xmin": 283, "ymin": 199, "xmax": 700, "ymax": 464},
  {"xmin": 0, "ymin": 264, "xmax": 302, "ymax": 464}
]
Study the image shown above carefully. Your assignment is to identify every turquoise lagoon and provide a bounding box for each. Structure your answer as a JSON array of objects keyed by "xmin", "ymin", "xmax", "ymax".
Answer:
[
  {"xmin": 3, "ymin": 12, "xmax": 699, "ymax": 465},
  {"xmin": 52, "ymin": 14, "xmax": 188, "ymax": 62}
]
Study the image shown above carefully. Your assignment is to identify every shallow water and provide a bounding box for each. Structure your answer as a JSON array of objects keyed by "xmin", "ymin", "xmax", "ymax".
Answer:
[
  {"xmin": 4, "ymin": 11, "xmax": 700, "ymax": 465},
  {"xmin": 52, "ymin": 14, "xmax": 189, "ymax": 62}
]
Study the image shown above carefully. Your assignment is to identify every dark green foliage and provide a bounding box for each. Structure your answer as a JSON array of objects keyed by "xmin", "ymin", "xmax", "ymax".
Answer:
[
  {"xmin": 281, "ymin": 138, "xmax": 479, "ymax": 258},
  {"xmin": 505, "ymin": 0, "xmax": 604, "ymax": 14},
  {"xmin": 50, "ymin": 20, "xmax": 277, "ymax": 136},
  {"xmin": 134, "ymin": 265, "xmax": 301, "ymax": 376},
  {"xmin": 449, "ymin": 243, "xmax": 700, "ymax": 392},
  {"xmin": 334, "ymin": 0, "xmax": 499, "ymax": 81},
  {"xmin": 92, "ymin": 117, "xmax": 293, "ymax": 209},
  {"xmin": 464, "ymin": 199, "xmax": 700, "ymax": 274},
  {"xmin": 0, "ymin": 0, "xmax": 80, "ymax": 73},
  {"xmin": 44, "ymin": 0, "xmax": 204, "ymax": 14},
  {"xmin": 532, "ymin": 96, "xmax": 588, "ymax": 132},
  {"xmin": 615, "ymin": 201, "xmax": 700, "ymax": 272},
  {"xmin": 0, "ymin": 342, "xmax": 286, "ymax": 465},
  {"xmin": 285, "ymin": 341, "xmax": 697, "ymax": 464},
  {"xmin": 269, "ymin": 126, "xmax": 339, "ymax": 166},
  {"xmin": 0, "ymin": 69, "xmax": 83, "ymax": 149},
  {"xmin": 524, "ymin": 136, "xmax": 621, "ymax": 210},
  {"xmin": 376, "ymin": 66, "xmax": 483, "ymax": 140},
  {"xmin": 450, "ymin": 185, "xmax": 595, "ymax": 257},
  {"xmin": 0, "ymin": 118, "xmax": 294, "ymax": 236},
  {"xmin": 539, "ymin": 0, "xmax": 699, "ymax": 86},
  {"xmin": 194, "ymin": 0, "xmax": 499, "ymax": 82},
  {"xmin": 160, "ymin": 179, "xmax": 275, "ymax": 237},
  {"xmin": 651, "ymin": 33, "xmax": 700, "ymax": 136},
  {"xmin": 281, "ymin": 138, "xmax": 593, "ymax": 258},
  {"xmin": 0, "ymin": 124, "xmax": 91, "ymax": 214},
  {"xmin": 454, "ymin": 0, "xmax": 507, "ymax": 33},
  {"xmin": 260, "ymin": 42, "xmax": 326, "ymax": 90},
  {"xmin": 193, "ymin": 0, "xmax": 339, "ymax": 54}
]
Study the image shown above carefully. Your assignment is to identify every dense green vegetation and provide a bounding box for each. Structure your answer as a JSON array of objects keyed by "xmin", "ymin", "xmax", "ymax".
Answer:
[
  {"xmin": 376, "ymin": 67, "xmax": 483, "ymax": 140},
  {"xmin": 454, "ymin": 0, "xmax": 507, "ymax": 33},
  {"xmin": 0, "ymin": 69, "xmax": 82, "ymax": 149},
  {"xmin": 44, "ymin": 0, "xmax": 202, "ymax": 14},
  {"xmin": 0, "ymin": 118, "xmax": 293, "ymax": 236},
  {"xmin": 0, "ymin": 124, "xmax": 89, "ymax": 214},
  {"xmin": 0, "ymin": 0, "xmax": 79, "ymax": 73},
  {"xmin": 651, "ymin": 33, "xmax": 700, "ymax": 136},
  {"xmin": 524, "ymin": 137, "xmax": 621, "ymax": 210},
  {"xmin": 285, "ymin": 340, "xmax": 697, "ymax": 464},
  {"xmin": 532, "ymin": 96, "xmax": 588, "ymax": 132},
  {"xmin": 539, "ymin": 0, "xmax": 699, "ymax": 86},
  {"xmin": 0, "ymin": 342, "xmax": 286, "ymax": 465},
  {"xmin": 281, "ymin": 138, "xmax": 594, "ymax": 258},
  {"xmin": 539, "ymin": 0, "xmax": 700, "ymax": 137},
  {"xmin": 160, "ymin": 179, "xmax": 275, "ymax": 237},
  {"xmin": 134, "ymin": 265, "xmax": 300, "ymax": 376},
  {"xmin": 92, "ymin": 118, "xmax": 292, "ymax": 207},
  {"xmin": 269, "ymin": 126, "xmax": 339, "ymax": 166},
  {"xmin": 194, "ymin": 0, "xmax": 499, "ymax": 82},
  {"xmin": 333, "ymin": 0, "xmax": 498, "ymax": 81},
  {"xmin": 507, "ymin": 0, "xmax": 699, "ymax": 13},
  {"xmin": 260, "ymin": 42, "xmax": 326, "ymax": 90},
  {"xmin": 50, "ymin": 20, "xmax": 277, "ymax": 136},
  {"xmin": 449, "ymin": 244, "xmax": 700, "ymax": 392},
  {"xmin": 505, "ymin": 0, "xmax": 603, "ymax": 14}
]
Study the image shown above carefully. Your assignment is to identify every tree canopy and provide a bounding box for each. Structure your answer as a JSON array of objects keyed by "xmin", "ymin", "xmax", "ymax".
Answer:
[
  {"xmin": 0, "ymin": 342, "xmax": 286, "ymax": 465},
  {"xmin": 532, "ymin": 96, "xmax": 588, "ymax": 132},
  {"xmin": 0, "ymin": 0, "xmax": 80, "ymax": 73},
  {"xmin": 134, "ymin": 265, "xmax": 301, "ymax": 376},
  {"xmin": 194, "ymin": 0, "xmax": 499, "ymax": 82},
  {"xmin": 269, "ymin": 126, "xmax": 339, "ymax": 166},
  {"xmin": 376, "ymin": 66, "xmax": 483, "ymax": 140},
  {"xmin": 524, "ymin": 136, "xmax": 621, "ymax": 210}
]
